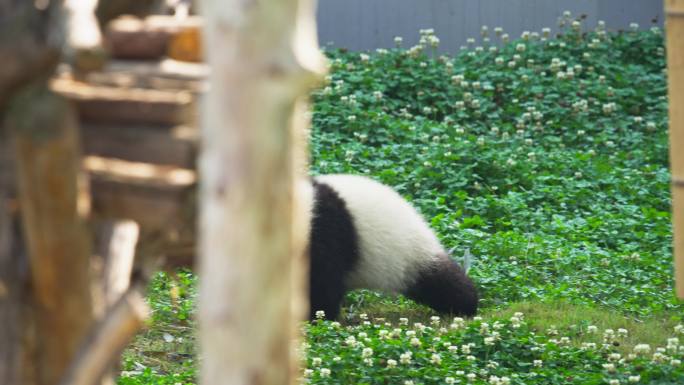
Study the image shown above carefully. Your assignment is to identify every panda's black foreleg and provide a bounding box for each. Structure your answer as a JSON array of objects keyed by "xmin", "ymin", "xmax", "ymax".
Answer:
[{"xmin": 404, "ymin": 254, "xmax": 478, "ymax": 316}]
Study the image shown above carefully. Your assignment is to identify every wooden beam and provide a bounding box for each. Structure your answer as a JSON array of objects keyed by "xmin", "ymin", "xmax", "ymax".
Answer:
[
  {"xmin": 85, "ymin": 156, "xmax": 195, "ymax": 229},
  {"xmin": 666, "ymin": 0, "xmax": 684, "ymax": 299},
  {"xmin": 51, "ymin": 78, "xmax": 195, "ymax": 126},
  {"xmin": 81, "ymin": 124, "xmax": 197, "ymax": 168}
]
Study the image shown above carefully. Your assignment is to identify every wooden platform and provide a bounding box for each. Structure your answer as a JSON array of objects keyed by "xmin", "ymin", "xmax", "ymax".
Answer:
[{"xmin": 1, "ymin": 57, "xmax": 208, "ymax": 266}]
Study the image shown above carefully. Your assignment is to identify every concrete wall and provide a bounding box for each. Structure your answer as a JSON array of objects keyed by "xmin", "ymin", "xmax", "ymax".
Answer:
[{"xmin": 317, "ymin": 0, "xmax": 663, "ymax": 53}]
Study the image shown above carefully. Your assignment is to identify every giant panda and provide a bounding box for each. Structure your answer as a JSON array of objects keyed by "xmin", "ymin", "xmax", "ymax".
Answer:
[{"xmin": 305, "ymin": 174, "xmax": 478, "ymax": 320}]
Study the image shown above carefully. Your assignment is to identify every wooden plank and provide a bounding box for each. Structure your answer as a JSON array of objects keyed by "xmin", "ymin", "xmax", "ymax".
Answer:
[
  {"xmin": 666, "ymin": 0, "xmax": 684, "ymax": 299},
  {"xmin": 51, "ymin": 78, "xmax": 195, "ymax": 126},
  {"xmin": 85, "ymin": 156, "xmax": 195, "ymax": 229},
  {"xmin": 81, "ymin": 124, "xmax": 197, "ymax": 168}
]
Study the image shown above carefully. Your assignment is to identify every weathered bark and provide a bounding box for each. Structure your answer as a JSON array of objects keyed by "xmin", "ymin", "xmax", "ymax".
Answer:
[
  {"xmin": 0, "ymin": 192, "xmax": 26, "ymax": 384},
  {"xmin": 197, "ymin": 0, "xmax": 326, "ymax": 383},
  {"xmin": 7, "ymin": 85, "xmax": 94, "ymax": 385},
  {"xmin": 666, "ymin": 0, "xmax": 684, "ymax": 299}
]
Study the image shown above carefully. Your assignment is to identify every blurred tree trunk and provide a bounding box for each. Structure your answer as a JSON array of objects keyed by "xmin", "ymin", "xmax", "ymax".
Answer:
[
  {"xmin": 666, "ymin": 0, "xmax": 684, "ymax": 299},
  {"xmin": 197, "ymin": 0, "xmax": 325, "ymax": 383}
]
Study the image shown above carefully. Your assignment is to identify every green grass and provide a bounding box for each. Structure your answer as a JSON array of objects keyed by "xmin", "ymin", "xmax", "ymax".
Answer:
[{"xmin": 120, "ymin": 13, "xmax": 684, "ymax": 385}]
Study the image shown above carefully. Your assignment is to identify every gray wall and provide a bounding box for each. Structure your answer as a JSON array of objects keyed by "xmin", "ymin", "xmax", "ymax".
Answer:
[{"xmin": 317, "ymin": 0, "xmax": 663, "ymax": 53}]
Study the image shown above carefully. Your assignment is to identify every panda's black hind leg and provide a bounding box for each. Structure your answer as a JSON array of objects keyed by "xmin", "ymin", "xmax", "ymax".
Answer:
[
  {"xmin": 309, "ymin": 273, "xmax": 347, "ymax": 320},
  {"xmin": 404, "ymin": 254, "xmax": 478, "ymax": 316},
  {"xmin": 308, "ymin": 180, "xmax": 361, "ymax": 320}
]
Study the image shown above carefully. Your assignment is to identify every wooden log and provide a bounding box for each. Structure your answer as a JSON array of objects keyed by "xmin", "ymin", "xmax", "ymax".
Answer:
[
  {"xmin": 197, "ymin": 0, "xmax": 326, "ymax": 383},
  {"xmin": 85, "ymin": 156, "xmax": 195, "ymax": 229},
  {"xmin": 105, "ymin": 15, "xmax": 203, "ymax": 61},
  {"xmin": 81, "ymin": 124, "xmax": 197, "ymax": 168},
  {"xmin": 105, "ymin": 17, "xmax": 170, "ymax": 60},
  {"xmin": 666, "ymin": 0, "xmax": 684, "ymax": 299},
  {"xmin": 58, "ymin": 286, "xmax": 148, "ymax": 385},
  {"xmin": 51, "ymin": 78, "xmax": 195, "ymax": 126},
  {"xmin": 7, "ymin": 85, "xmax": 94, "ymax": 385}
]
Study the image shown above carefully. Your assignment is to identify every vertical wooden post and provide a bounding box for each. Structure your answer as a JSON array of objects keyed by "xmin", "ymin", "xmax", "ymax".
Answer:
[
  {"xmin": 7, "ymin": 85, "xmax": 94, "ymax": 385},
  {"xmin": 197, "ymin": 0, "xmax": 326, "ymax": 383},
  {"xmin": 666, "ymin": 0, "xmax": 684, "ymax": 299}
]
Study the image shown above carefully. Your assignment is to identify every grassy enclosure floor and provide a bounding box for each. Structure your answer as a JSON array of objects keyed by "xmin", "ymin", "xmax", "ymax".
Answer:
[{"xmin": 120, "ymin": 12, "xmax": 683, "ymax": 385}]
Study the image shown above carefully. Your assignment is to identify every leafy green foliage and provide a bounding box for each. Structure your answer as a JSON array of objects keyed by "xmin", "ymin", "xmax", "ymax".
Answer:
[
  {"xmin": 310, "ymin": 20, "xmax": 677, "ymax": 318},
  {"xmin": 120, "ymin": 15, "xmax": 683, "ymax": 385},
  {"xmin": 304, "ymin": 313, "xmax": 684, "ymax": 385}
]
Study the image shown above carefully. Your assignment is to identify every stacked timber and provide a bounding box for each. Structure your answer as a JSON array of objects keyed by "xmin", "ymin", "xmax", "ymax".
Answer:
[{"xmin": 0, "ymin": 33, "xmax": 207, "ymax": 268}]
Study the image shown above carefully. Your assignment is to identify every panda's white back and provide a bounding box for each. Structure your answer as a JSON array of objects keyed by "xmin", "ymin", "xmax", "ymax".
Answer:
[{"xmin": 314, "ymin": 174, "xmax": 444, "ymax": 294}]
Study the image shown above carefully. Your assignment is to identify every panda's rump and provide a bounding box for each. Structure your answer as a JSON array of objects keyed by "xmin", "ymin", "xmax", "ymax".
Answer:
[{"xmin": 314, "ymin": 175, "xmax": 444, "ymax": 293}]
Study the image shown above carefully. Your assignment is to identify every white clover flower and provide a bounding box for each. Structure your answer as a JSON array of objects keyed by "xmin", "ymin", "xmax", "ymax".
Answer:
[
  {"xmin": 634, "ymin": 343, "xmax": 651, "ymax": 355},
  {"xmin": 315, "ymin": 310, "xmax": 325, "ymax": 319},
  {"xmin": 373, "ymin": 91, "xmax": 383, "ymax": 101},
  {"xmin": 501, "ymin": 33, "xmax": 509, "ymax": 43},
  {"xmin": 516, "ymin": 43, "xmax": 526, "ymax": 52},
  {"xmin": 410, "ymin": 337, "xmax": 421, "ymax": 347},
  {"xmin": 617, "ymin": 328, "xmax": 628, "ymax": 338},
  {"xmin": 446, "ymin": 377, "xmax": 456, "ymax": 385},
  {"xmin": 653, "ymin": 352, "xmax": 668, "ymax": 363},
  {"xmin": 472, "ymin": 81, "xmax": 481, "ymax": 90},
  {"xmin": 477, "ymin": 136, "xmax": 485, "ymax": 146},
  {"xmin": 481, "ymin": 25, "xmax": 489, "ymax": 36},
  {"xmin": 563, "ymin": 10, "xmax": 572, "ymax": 18},
  {"xmin": 603, "ymin": 363, "xmax": 616, "ymax": 373},
  {"xmin": 400, "ymin": 351, "xmax": 412, "ymax": 364},
  {"xmin": 507, "ymin": 61, "xmax": 516, "ymax": 68},
  {"xmin": 320, "ymin": 368, "xmax": 331, "ymax": 377},
  {"xmin": 672, "ymin": 359, "xmax": 681, "ymax": 366},
  {"xmin": 362, "ymin": 347, "xmax": 373, "ymax": 358},
  {"xmin": 630, "ymin": 22, "xmax": 639, "ymax": 31},
  {"xmin": 404, "ymin": 381, "xmax": 414, "ymax": 385},
  {"xmin": 675, "ymin": 324, "xmax": 684, "ymax": 334},
  {"xmin": 312, "ymin": 357, "xmax": 322, "ymax": 366},
  {"xmin": 387, "ymin": 359, "xmax": 397, "ymax": 368},
  {"xmin": 542, "ymin": 27, "xmax": 551, "ymax": 37},
  {"xmin": 448, "ymin": 345, "xmax": 459, "ymax": 353},
  {"xmin": 628, "ymin": 375, "xmax": 640, "ymax": 383},
  {"xmin": 466, "ymin": 355, "xmax": 476, "ymax": 361},
  {"xmin": 431, "ymin": 354, "xmax": 442, "ymax": 365},
  {"xmin": 430, "ymin": 316, "xmax": 441, "ymax": 325},
  {"xmin": 608, "ymin": 353, "xmax": 621, "ymax": 361},
  {"xmin": 467, "ymin": 373, "xmax": 477, "ymax": 382},
  {"xmin": 608, "ymin": 380, "xmax": 620, "ymax": 385},
  {"xmin": 466, "ymin": 37, "xmax": 476, "ymax": 45},
  {"xmin": 575, "ymin": 172, "xmax": 583, "ymax": 179},
  {"xmin": 452, "ymin": 74, "xmax": 465, "ymax": 85},
  {"xmin": 571, "ymin": 20, "xmax": 581, "ymax": 30},
  {"xmin": 399, "ymin": 317, "xmax": 409, "ymax": 325},
  {"xmin": 646, "ymin": 121, "xmax": 656, "ymax": 131},
  {"xmin": 303, "ymin": 369, "xmax": 314, "ymax": 377},
  {"xmin": 484, "ymin": 337, "xmax": 496, "ymax": 346},
  {"xmin": 533, "ymin": 359, "xmax": 543, "ymax": 367},
  {"xmin": 462, "ymin": 344, "xmax": 472, "ymax": 354},
  {"xmin": 429, "ymin": 35, "xmax": 440, "ymax": 47},
  {"xmin": 360, "ymin": 53, "xmax": 370, "ymax": 62},
  {"xmin": 495, "ymin": 57, "xmax": 504, "ymax": 66}
]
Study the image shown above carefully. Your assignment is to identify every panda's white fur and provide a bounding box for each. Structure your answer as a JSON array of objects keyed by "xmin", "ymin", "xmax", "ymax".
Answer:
[
  {"xmin": 306, "ymin": 174, "xmax": 478, "ymax": 319},
  {"xmin": 314, "ymin": 174, "xmax": 443, "ymax": 293}
]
